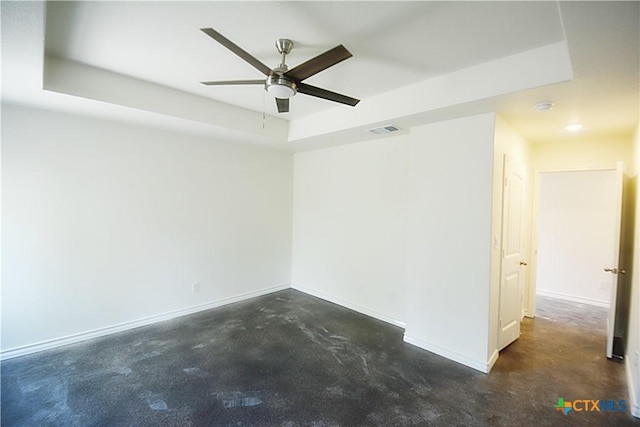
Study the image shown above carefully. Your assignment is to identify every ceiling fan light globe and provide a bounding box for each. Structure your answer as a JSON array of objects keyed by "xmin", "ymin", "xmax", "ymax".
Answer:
[
  {"xmin": 267, "ymin": 84, "xmax": 295, "ymax": 99},
  {"xmin": 266, "ymin": 75, "xmax": 297, "ymax": 99}
]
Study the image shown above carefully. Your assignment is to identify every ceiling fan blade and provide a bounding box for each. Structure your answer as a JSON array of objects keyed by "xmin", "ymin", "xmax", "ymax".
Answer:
[
  {"xmin": 201, "ymin": 28, "xmax": 272, "ymax": 76},
  {"xmin": 275, "ymin": 98, "xmax": 289, "ymax": 113},
  {"xmin": 297, "ymin": 83, "xmax": 360, "ymax": 106},
  {"xmin": 201, "ymin": 79, "xmax": 265, "ymax": 86},
  {"xmin": 285, "ymin": 45, "xmax": 352, "ymax": 82}
]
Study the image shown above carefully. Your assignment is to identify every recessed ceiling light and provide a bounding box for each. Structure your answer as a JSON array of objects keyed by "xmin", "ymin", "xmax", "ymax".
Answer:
[
  {"xmin": 535, "ymin": 102, "xmax": 554, "ymax": 111},
  {"xmin": 565, "ymin": 123, "xmax": 584, "ymax": 132}
]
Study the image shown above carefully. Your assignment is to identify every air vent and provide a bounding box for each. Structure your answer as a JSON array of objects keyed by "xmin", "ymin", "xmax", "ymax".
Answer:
[{"xmin": 368, "ymin": 125, "xmax": 400, "ymax": 135}]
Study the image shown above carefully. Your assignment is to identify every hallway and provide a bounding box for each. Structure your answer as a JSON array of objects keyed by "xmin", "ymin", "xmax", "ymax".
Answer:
[{"xmin": 492, "ymin": 295, "xmax": 635, "ymax": 425}]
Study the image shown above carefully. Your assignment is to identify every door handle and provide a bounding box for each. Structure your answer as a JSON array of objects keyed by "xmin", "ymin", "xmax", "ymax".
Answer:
[
  {"xmin": 604, "ymin": 268, "xmax": 618, "ymax": 274},
  {"xmin": 519, "ymin": 261, "xmax": 528, "ymax": 266}
]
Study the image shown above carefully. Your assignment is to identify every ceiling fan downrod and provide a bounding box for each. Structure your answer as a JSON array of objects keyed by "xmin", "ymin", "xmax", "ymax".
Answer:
[{"xmin": 275, "ymin": 39, "xmax": 293, "ymax": 73}]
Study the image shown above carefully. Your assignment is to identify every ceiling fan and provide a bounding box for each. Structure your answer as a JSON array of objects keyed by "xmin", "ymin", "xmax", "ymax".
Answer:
[{"xmin": 200, "ymin": 28, "xmax": 360, "ymax": 113}]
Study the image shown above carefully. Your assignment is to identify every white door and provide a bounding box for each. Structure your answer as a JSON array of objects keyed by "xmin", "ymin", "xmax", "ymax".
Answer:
[
  {"xmin": 498, "ymin": 156, "xmax": 527, "ymax": 350},
  {"xmin": 606, "ymin": 162, "xmax": 624, "ymax": 358}
]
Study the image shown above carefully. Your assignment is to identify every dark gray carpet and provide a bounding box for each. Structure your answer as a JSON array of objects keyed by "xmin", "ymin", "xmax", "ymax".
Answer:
[{"xmin": 1, "ymin": 290, "xmax": 638, "ymax": 426}]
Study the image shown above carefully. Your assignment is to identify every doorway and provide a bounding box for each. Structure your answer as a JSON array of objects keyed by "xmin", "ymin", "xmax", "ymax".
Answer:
[{"xmin": 528, "ymin": 166, "xmax": 632, "ymax": 359}]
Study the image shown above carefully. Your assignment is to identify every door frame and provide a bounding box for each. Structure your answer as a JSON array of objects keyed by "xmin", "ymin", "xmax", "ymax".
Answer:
[{"xmin": 526, "ymin": 166, "xmax": 618, "ymax": 318}]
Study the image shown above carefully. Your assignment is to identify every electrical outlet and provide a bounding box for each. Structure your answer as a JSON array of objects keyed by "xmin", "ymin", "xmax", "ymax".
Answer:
[{"xmin": 192, "ymin": 283, "xmax": 200, "ymax": 293}]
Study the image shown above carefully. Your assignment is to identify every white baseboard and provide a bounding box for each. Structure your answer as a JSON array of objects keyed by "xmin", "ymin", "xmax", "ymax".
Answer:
[
  {"xmin": 486, "ymin": 349, "xmax": 499, "ymax": 373},
  {"xmin": 536, "ymin": 289, "xmax": 609, "ymax": 308},
  {"xmin": 627, "ymin": 352, "xmax": 640, "ymax": 418},
  {"xmin": 403, "ymin": 333, "xmax": 493, "ymax": 374},
  {"xmin": 0, "ymin": 283, "xmax": 291, "ymax": 361},
  {"xmin": 292, "ymin": 284, "xmax": 406, "ymax": 329}
]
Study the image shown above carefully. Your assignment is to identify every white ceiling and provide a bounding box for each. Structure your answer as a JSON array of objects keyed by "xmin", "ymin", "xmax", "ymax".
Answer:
[
  {"xmin": 44, "ymin": 1, "xmax": 564, "ymax": 120},
  {"xmin": 2, "ymin": 1, "xmax": 639, "ymax": 150}
]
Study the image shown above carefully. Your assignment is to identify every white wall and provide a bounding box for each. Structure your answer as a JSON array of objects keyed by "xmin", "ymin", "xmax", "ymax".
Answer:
[
  {"xmin": 404, "ymin": 113, "xmax": 496, "ymax": 373},
  {"xmin": 536, "ymin": 170, "xmax": 617, "ymax": 306},
  {"xmin": 1, "ymin": 104, "xmax": 293, "ymax": 353},
  {"xmin": 627, "ymin": 124, "xmax": 640, "ymax": 418},
  {"xmin": 488, "ymin": 116, "xmax": 531, "ymax": 358},
  {"xmin": 531, "ymin": 137, "xmax": 633, "ymax": 173},
  {"xmin": 291, "ymin": 135, "xmax": 409, "ymax": 326},
  {"xmin": 292, "ymin": 115, "xmax": 502, "ymax": 373}
]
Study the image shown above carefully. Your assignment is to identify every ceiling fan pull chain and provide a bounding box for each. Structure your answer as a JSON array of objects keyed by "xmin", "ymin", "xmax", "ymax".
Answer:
[{"xmin": 262, "ymin": 90, "xmax": 266, "ymax": 129}]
